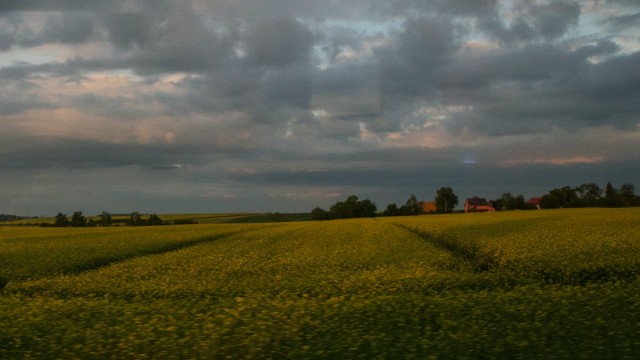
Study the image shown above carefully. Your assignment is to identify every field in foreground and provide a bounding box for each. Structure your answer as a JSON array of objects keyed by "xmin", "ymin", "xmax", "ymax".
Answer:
[{"xmin": 1, "ymin": 208, "xmax": 640, "ymax": 358}]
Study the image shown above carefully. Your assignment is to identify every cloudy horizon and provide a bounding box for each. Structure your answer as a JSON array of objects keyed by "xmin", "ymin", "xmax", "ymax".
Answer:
[{"xmin": 1, "ymin": 0, "xmax": 639, "ymax": 216}]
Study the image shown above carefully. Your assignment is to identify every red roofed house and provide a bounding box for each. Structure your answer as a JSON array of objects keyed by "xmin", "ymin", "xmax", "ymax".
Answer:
[
  {"xmin": 464, "ymin": 196, "xmax": 495, "ymax": 213},
  {"xmin": 528, "ymin": 197, "xmax": 542, "ymax": 210}
]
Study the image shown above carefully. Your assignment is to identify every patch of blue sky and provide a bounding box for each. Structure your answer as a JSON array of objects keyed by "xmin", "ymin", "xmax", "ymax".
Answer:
[
  {"xmin": 0, "ymin": 46, "xmax": 63, "ymax": 67},
  {"xmin": 579, "ymin": 2, "xmax": 640, "ymax": 53}
]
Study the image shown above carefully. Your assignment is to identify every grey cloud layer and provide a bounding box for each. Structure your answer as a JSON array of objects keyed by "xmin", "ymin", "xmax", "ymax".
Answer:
[
  {"xmin": 1, "ymin": 0, "xmax": 640, "ymax": 214},
  {"xmin": 2, "ymin": 1, "xmax": 638, "ymax": 139}
]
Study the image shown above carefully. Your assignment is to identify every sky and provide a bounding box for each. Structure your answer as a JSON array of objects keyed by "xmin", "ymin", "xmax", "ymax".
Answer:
[{"xmin": 1, "ymin": 0, "xmax": 639, "ymax": 216}]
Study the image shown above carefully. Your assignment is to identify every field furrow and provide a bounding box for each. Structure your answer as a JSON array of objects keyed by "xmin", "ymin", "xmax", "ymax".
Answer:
[{"xmin": 0, "ymin": 224, "xmax": 280, "ymax": 283}]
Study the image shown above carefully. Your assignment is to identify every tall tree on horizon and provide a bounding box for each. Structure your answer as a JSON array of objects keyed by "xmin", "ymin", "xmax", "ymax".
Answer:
[
  {"xmin": 435, "ymin": 187, "xmax": 458, "ymax": 213},
  {"xmin": 53, "ymin": 212, "xmax": 69, "ymax": 227}
]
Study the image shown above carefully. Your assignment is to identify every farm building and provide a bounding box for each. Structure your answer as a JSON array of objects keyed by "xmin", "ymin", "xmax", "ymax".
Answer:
[
  {"xmin": 420, "ymin": 201, "xmax": 437, "ymax": 213},
  {"xmin": 528, "ymin": 197, "xmax": 542, "ymax": 209},
  {"xmin": 464, "ymin": 197, "xmax": 495, "ymax": 213}
]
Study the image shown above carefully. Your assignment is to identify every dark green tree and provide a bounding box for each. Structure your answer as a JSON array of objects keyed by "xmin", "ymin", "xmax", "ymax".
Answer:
[
  {"xmin": 561, "ymin": 186, "xmax": 577, "ymax": 205},
  {"xmin": 541, "ymin": 188, "xmax": 566, "ymax": 209},
  {"xmin": 310, "ymin": 207, "xmax": 330, "ymax": 220},
  {"xmin": 329, "ymin": 196, "xmax": 355, "ymax": 219},
  {"xmin": 383, "ymin": 203, "xmax": 400, "ymax": 216},
  {"xmin": 53, "ymin": 212, "xmax": 69, "ymax": 227},
  {"xmin": 129, "ymin": 211, "xmax": 143, "ymax": 226},
  {"xmin": 355, "ymin": 198, "xmax": 377, "ymax": 218},
  {"xmin": 99, "ymin": 211, "xmax": 112, "ymax": 227},
  {"xmin": 495, "ymin": 194, "xmax": 532, "ymax": 210},
  {"xmin": 435, "ymin": 187, "xmax": 458, "ymax": 213},
  {"xmin": 605, "ymin": 181, "xmax": 616, "ymax": 199},
  {"xmin": 71, "ymin": 211, "xmax": 87, "ymax": 227},
  {"xmin": 328, "ymin": 195, "xmax": 377, "ymax": 219},
  {"xmin": 491, "ymin": 197, "xmax": 504, "ymax": 211},
  {"xmin": 541, "ymin": 186, "xmax": 578, "ymax": 208},
  {"xmin": 604, "ymin": 181, "xmax": 625, "ymax": 207},
  {"xmin": 514, "ymin": 194, "xmax": 528, "ymax": 210},
  {"xmin": 148, "ymin": 213, "xmax": 164, "ymax": 226},
  {"xmin": 575, "ymin": 183, "xmax": 603, "ymax": 207},
  {"xmin": 499, "ymin": 192, "xmax": 515, "ymax": 211},
  {"xmin": 619, "ymin": 184, "xmax": 636, "ymax": 206},
  {"xmin": 400, "ymin": 194, "xmax": 422, "ymax": 215}
]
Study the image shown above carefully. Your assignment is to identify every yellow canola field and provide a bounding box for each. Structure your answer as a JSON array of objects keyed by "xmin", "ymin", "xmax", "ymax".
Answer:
[
  {"xmin": 392, "ymin": 208, "xmax": 640, "ymax": 283},
  {"xmin": 1, "ymin": 208, "xmax": 640, "ymax": 358}
]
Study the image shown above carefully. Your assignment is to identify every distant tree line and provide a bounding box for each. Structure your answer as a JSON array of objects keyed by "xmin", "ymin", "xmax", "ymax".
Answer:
[
  {"xmin": 480, "ymin": 182, "xmax": 639, "ymax": 211},
  {"xmin": 539, "ymin": 182, "xmax": 639, "ymax": 209},
  {"xmin": 0, "ymin": 214, "xmax": 34, "ymax": 222},
  {"xmin": 46, "ymin": 211, "xmax": 165, "ymax": 227},
  {"xmin": 382, "ymin": 187, "xmax": 459, "ymax": 216},
  {"xmin": 383, "ymin": 194, "xmax": 423, "ymax": 216},
  {"xmin": 309, "ymin": 181, "xmax": 639, "ymax": 220},
  {"xmin": 311, "ymin": 188, "xmax": 460, "ymax": 220},
  {"xmin": 491, "ymin": 193, "xmax": 532, "ymax": 211},
  {"xmin": 311, "ymin": 195, "xmax": 377, "ymax": 220}
]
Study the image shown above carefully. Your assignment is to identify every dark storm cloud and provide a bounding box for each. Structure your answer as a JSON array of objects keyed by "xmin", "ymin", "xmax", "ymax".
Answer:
[
  {"xmin": 529, "ymin": 1, "xmax": 581, "ymax": 40},
  {"xmin": 0, "ymin": 11, "xmax": 97, "ymax": 50},
  {"xmin": 312, "ymin": 61, "xmax": 382, "ymax": 118},
  {"xmin": 437, "ymin": 40, "xmax": 621, "ymax": 90},
  {"xmin": 438, "ymin": 45, "xmax": 640, "ymax": 135},
  {"xmin": 37, "ymin": 12, "xmax": 96, "ymax": 45},
  {"xmin": 0, "ymin": 12, "xmax": 31, "ymax": 51},
  {"xmin": 322, "ymin": 26, "xmax": 367, "ymax": 64},
  {"xmin": 0, "ymin": 1, "xmax": 111, "ymax": 11},
  {"xmin": 228, "ymin": 166, "xmax": 433, "ymax": 188},
  {"xmin": 202, "ymin": 0, "xmax": 400, "ymax": 21},
  {"xmin": 109, "ymin": 16, "xmax": 316, "ymax": 121},
  {"xmin": 121, "ymin": 13, "xmax": 233, "ymax": 75},
  {"xmin": 260, "ymin": 65, "xmax": 312, "ymax": 109},
  {"xmin": 225, "ymin": 159, "xmax": 640, "ymax": 199},
  {"xmin": 166, "ymin": 72, "xmax": 259, "ymax": 115},
  {"xmin": 0, "ymin": 98, "xmax": 53, "ymax": 115},
  {"xmin": 398, "ymin": 16, "xmax": 463, "ymax": 68},
  {"xmin": 244, "ymin": 18, "xmax": 315, "ymax": 68},
  {"xmin": 164, "ymin": 64, "xmax": 311, "ymax": 122},
  {"xmin": 1, "ymin": 1, "xmax": 636, "ymax": 135},
  {"xmin": 435, "ymin": 0, "xmax": 498, "ymax": 17},
  {"xmin": 0, "ymin": 138, "xmax": 209, "ymax": 169},
  {"xmin": 605, "ymin": 12, "xmax": 640, "ymax": 30},
  {"xmin": 0, "ymin": 62, "xmax": 33, "ymax": 80},
  {"xmin": 0, "ymin": 13, "xmax": 232, "ymax": 77},
  {"xmin": 101, "ymin": 13, "xmax": 154, "ymax": 49},
  {"xmin": 0, "ymin": 0, "xmax": 174, "ymax": 12},
  {"xmin": 65, "ymin": 92, "xmax": 152, "ymax": 119},
  {"xmin": 372, "ymin": 15, "xmax": 465, "ymax": 108},
  {"xmin": 606, "ymin": 0, "xmax": 640, "ymax": 7},
  {"xmin": 176, "ymin": 17, "xmax": 318, "ymax": 117}
]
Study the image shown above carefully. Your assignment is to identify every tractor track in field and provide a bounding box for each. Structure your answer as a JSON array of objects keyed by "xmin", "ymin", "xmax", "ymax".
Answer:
[
  {"xmin": 62, "ymin": 225, "xmax": 290, "ymax": 276},
  {"xmin": 393, "ymin": 223, "xmax": 501, "ymax": 273},
  {"xmin": 0, "ymin": 225, "xmax": 286, "ymax": 289},
  {"xmin": 394, "ymin": 223, "xmax": 640, "ymax": 286}
]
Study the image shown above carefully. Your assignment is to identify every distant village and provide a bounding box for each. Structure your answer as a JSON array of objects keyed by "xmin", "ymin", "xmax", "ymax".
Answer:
[{"xmin": 312, "ymin": 181, "xmax": 640, "ymax": 220}]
